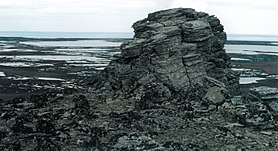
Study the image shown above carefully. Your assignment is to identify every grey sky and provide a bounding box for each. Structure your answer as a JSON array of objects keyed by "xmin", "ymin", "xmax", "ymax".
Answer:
[{"xmin": 0, "ymin": 0, "xmax": 277, "ymax": 35}]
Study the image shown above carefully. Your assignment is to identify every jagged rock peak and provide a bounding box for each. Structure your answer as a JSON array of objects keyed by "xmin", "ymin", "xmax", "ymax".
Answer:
[{"xmin": 90, "ymin": 8, "xmax": 239, "ymax": 107}]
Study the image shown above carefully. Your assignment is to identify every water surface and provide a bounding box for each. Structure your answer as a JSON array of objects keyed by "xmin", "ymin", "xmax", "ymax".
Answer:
[
  {"xmin": 21, "ymin": 40, "xmax": 122, "ymax": 47},
  {"xmin": 239, "ymin": 77, "xmax": 266, "ymax": 84},
  {"xmin": 225, "ymin": 44, "xmax": 278, "ymax": 56},
  {"xmin": 0, "ymin": 71, "xmax": 5, "ymax": 77},
  {"xmin": 228, "ymin": 34, "xmax": 278, "ymax": 41}
]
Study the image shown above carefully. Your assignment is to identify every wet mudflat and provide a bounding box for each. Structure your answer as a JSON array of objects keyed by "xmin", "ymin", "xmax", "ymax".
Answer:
[
  {"xmin": 226, "ymin": 43, "xmax": 278, "ymax": 94},
  {"xmin": 0, "ymin": 38, "xmax": 125, "ymax": 100}
]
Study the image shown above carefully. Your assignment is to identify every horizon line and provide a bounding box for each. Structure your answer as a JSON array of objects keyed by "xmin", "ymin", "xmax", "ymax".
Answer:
[{"xmin": 0, "ymin": 31, "xmax": 278, "ymax": 37}]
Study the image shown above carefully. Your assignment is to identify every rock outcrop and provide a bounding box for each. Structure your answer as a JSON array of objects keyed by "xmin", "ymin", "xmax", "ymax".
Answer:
[
  {"xmin": 243, "ymin": 87, "xmax": 278, "ymax": 128},
  {"xmin": 1, "ymin": 8, "xmax": 277, "ymax": 151},
  {"xmin": 221, "ymin": 86, "xmax": 278, "ymax": 130},
  {"xmin": 90, "ymin": 8, "xmax": 239, "ymax": 108}
]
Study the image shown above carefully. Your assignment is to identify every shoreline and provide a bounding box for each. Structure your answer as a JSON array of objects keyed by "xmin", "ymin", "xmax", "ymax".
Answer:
[{"xmin": 2, "ymin": 36, "xmax": 278, "ymax": 46}]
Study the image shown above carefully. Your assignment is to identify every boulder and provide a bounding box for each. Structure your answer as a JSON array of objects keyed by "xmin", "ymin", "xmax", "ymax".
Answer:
[
  {"xmin": 247, "ymin": 86, "xmax": 278, "ymax": 112},
  {"xmin": 204, "ymin": 86, "xmax": 226, "ymax": 105},
  {"xmin": 221, "ymin": 86, "xmax": 278, "ymax": 129}
]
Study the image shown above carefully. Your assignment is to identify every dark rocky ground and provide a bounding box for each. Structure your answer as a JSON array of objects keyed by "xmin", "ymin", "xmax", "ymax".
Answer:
[
  {"xmin": 1, "ymin": 88, "xmax": 277, "ymax": 150},
  {"xmin": 0, "ymin": 8, "xmax": 278, "ymax": 151}
]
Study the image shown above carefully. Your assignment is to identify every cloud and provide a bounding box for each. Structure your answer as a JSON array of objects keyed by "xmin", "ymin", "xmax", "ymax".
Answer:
[
  {"xmin": 0, "ymin": 0, "xmax": 277, "ymax": 34},
  {"xmin": 171, "ymin": 0, "xmax": 207, "ymax": 11},
  {"xmin": 206, "ymin": 0, "xmax": 278, "ymax": 35},
  {"xmin": 208, "ymin": 0, "xmax": 278, "ymax": 11},
  {"xmin": 0, "ymin": 0, "xmax": 169, "ymax": 32},
  {"xmin": 0, "ymin": 0, "xmax": 159, "ymax": 14}
]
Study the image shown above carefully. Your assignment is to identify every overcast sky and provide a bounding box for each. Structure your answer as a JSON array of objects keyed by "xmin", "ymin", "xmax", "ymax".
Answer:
[{"xmin": 0, "ymin": 0, "xmax": 277, "ymax": 35}]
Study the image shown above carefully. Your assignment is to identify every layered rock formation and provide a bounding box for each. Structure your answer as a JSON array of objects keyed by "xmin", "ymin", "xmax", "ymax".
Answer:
[
  {"xmin": 90, "ymin": 8, "xmax": 239, "ymax": 107},
  {"xmin": 1, "ymin": 8, "xmax": 277, "ymax": 151}
]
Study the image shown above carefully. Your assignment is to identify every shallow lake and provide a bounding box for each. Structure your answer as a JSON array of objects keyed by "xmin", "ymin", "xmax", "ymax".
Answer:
[
  {"xmin": 21, "ymin": 40, "xmax": 122, "ymax": 47},
  {"xmin": 0, "ymin": 55, "xmax": 110, "ymax": 62},
  {"xmin": 225, "ymin": 44, "xmax": 278, "ymax": 56},
  {"xmin": 239, "ymin": 77, "xmax": 266, "ymax": 84}
]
